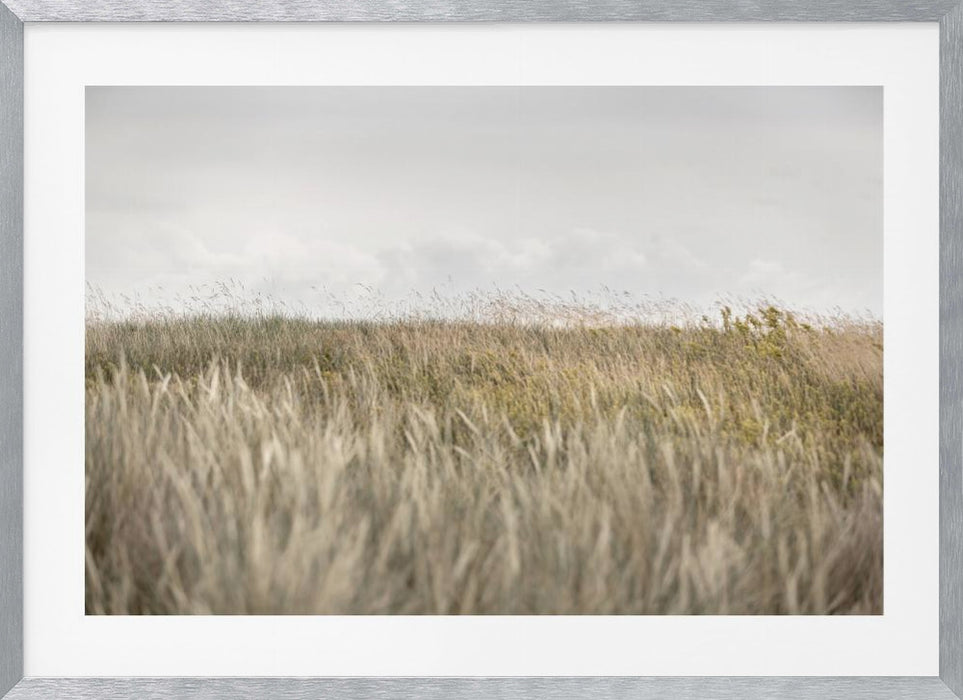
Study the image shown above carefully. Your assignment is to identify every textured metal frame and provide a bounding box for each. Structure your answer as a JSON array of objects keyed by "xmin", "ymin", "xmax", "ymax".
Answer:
[{"xmin": 0, "ymin": 2, "xmax": 959, "ymax": 698}]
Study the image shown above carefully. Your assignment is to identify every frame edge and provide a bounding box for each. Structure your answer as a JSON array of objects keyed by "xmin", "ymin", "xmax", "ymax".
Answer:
[
  {"xmin": 0, "ymin": 0, "xmax": 23, "ymax": 697},
  {"xmin": 1, "ymin": 0, "xmax": 961, "ymax": 22},
  {"xmin": 941, "ymin": 0, "xmax": 963, "ymax": 696},
  {"xmin": 2, "ymin": 677, "xmax": 962, "ymax": 700}
]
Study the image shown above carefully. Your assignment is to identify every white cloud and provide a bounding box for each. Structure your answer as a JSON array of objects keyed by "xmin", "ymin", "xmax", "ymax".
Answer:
[{"xmin": 86, "ymin": 87, "xmax": 882, "ymax": 318}]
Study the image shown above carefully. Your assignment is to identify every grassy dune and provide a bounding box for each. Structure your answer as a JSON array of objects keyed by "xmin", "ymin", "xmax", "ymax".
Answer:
[{"xmin": 85, "ymin": 306, "xmax": 883, "ymax": 614}]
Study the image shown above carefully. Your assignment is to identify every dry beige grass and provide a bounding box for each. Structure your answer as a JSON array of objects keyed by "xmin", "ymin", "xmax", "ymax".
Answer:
[{"xmin": 85, "ymin": 305, "xmax": 882, "ymax": 614}]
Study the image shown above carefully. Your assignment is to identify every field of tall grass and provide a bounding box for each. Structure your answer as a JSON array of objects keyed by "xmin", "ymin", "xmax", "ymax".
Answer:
[{"xmin": 85, "ymin": 302, "xmax": 882, "ymax": 614}]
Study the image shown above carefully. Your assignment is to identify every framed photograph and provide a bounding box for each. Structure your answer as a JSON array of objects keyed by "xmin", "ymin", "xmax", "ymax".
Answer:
[{"xmin": 0, "ymin": 2, "xmax": 960, "ymax": 698}]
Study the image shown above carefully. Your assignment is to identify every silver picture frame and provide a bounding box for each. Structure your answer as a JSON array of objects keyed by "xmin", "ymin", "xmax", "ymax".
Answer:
[{"xmin": 1, "ymin": 2, "xmax": 960, "ymax": 698}]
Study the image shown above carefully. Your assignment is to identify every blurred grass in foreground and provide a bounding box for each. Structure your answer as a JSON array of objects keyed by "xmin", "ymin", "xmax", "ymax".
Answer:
[{"xmin": 86, "ymin": 304, "xmax": 882, "ymax": 614}]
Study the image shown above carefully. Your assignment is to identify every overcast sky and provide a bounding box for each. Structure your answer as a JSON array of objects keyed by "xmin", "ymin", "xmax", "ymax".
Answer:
[{"xmin": 86, "ymin": 86, "xmax": 882, "ymax": 319}]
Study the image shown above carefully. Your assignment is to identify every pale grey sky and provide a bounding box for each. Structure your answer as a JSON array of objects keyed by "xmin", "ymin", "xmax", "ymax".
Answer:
[{"xmin": 86, "ymin": 86, "xmax": 882, "ymax": 318}]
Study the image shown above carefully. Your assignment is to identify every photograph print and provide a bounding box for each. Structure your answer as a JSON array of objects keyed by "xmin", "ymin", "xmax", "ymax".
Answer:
[{"xmin": 85, "ymin": 86, "xmax": 882, "ymax": 615}]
